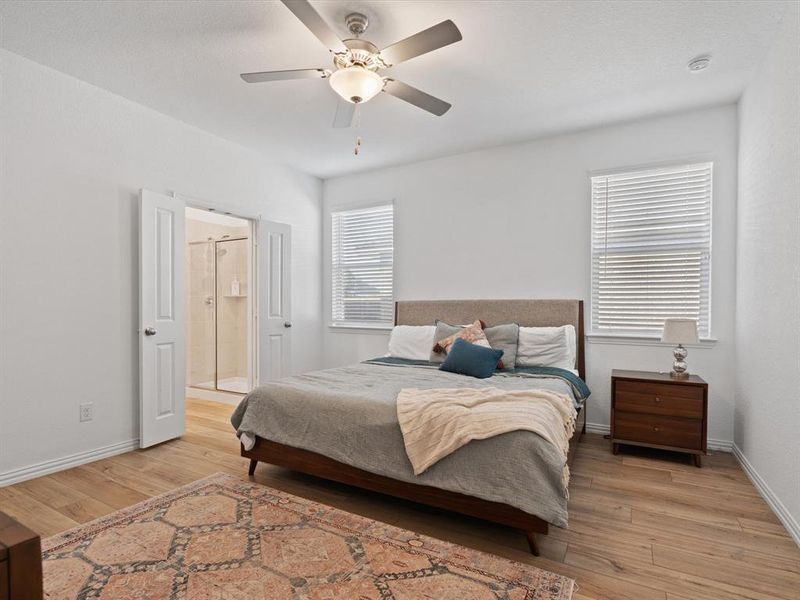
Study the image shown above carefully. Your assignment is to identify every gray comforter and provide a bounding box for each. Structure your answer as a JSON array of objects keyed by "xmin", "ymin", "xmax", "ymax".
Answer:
[{"xmin": 231, "ymin": 361, "xmax": 577, "ymax": 527}]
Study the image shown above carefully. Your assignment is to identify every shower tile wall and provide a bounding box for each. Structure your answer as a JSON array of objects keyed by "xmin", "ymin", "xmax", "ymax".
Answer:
[{"xmin": 186, "ymin": 218, "xmax": 249, "ymax": 390}]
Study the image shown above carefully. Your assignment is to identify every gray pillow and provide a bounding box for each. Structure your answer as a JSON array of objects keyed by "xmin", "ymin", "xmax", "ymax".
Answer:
[
  {"xmin": 430, "ymin": 320, "xmax": 462, "ymax": 363},
  {"xmin": 484, "ymin": 323, "xmax": 519, "ymax": 370}
]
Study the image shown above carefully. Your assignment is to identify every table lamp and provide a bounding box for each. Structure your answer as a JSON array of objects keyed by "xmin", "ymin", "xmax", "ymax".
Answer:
[{"xmin": 661, "ymin": 318, "xmax": 699, "ymax": 378}]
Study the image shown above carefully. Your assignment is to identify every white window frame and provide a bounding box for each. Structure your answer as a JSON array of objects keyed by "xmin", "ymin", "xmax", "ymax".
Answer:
[
  {"xmin": 330, "ymin": 202, "xmax": 394, "ymax": 330},
  {"xmin": 589, "ymin": 161, "xmax": 713, "ymax": 340}
]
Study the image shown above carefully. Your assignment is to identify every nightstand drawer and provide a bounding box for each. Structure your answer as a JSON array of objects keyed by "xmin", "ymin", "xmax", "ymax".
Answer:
[
  {"xmin": 615, "ymin": 389, "xmax": 703, "ymax": 418},
  {"xmin": 615, "ymin": 379, "xmax": 704, "ymax": 401},
  {"xmin": 614, "ymin": 412, "xmax": 703, "ymax": 450}
]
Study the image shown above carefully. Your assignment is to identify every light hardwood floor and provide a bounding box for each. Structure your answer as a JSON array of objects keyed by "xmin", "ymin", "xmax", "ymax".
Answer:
[{"xmin": 1, "ymin": 399, "xmax": 797, "ymax": 600}]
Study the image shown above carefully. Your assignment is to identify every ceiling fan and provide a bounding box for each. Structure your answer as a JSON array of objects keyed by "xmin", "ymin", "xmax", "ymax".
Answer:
[{"xmin": 241, "ymin": 0, "xmax": 462, "ymax": 127}]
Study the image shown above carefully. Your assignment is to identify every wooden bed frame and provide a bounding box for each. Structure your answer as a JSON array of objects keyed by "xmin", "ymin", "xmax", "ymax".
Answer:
[{"xmin": 242, "ymin": 299, "xmax": 586, "ymax": 555}]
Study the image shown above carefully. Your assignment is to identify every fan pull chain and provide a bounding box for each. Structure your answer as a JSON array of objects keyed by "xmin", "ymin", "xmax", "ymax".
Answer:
[{"xmin": 352, "ymin": 102, "xmax": 363, "ymax": 156}]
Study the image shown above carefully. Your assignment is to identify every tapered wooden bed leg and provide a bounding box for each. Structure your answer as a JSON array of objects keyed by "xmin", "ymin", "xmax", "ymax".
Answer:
[
  {"xmin": 525, "ymin": 531, "xmax": 540, "ymax": 556},
  {"xmin": 248, "ymin": 459, "xmax": 258, "ymax": 476}
]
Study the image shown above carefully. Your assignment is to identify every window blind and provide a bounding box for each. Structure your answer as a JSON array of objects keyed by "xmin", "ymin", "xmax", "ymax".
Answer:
[
  {"xmin": 331, "ymin": 204, "xmax": 394, "ymax": 327},
  {"xmin": 591, "ymin": 162, "xmax": 712, "ymax": 337}
]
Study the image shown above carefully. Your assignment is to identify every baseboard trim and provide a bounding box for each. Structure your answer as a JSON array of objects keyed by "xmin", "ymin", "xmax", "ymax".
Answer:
[
  {"xmin": 707, "ymin": 438, "xmax": 733, "ymax": 452},
  {"xmin": 732, "ymin": 444, "xmax": 800, "ymax": 546},
  {"xmin": 0, "ymin": 438, "xmax": 139, "ymax": 487},
  {"xmin": 585, "ymin": 422, "xmax": 610, "ymax": 435},
  {"xmin": 584, "ymin": 422, "xmax": 732, "ymax": 451}
]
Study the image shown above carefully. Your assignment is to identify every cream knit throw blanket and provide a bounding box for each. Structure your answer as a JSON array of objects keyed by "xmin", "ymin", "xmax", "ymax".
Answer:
[{"xmin": 397, "ymin": 387, "xmax": 577, "ymax": 492}]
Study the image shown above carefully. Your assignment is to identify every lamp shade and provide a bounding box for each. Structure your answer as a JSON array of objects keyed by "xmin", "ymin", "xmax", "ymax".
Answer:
[
  {"xmin": 329, "ymin": 66, "xmax": 384, "ymax": 104},
  {"xmin": 661, "ymin": 318, "xmax": 699, "ymax": 344}
]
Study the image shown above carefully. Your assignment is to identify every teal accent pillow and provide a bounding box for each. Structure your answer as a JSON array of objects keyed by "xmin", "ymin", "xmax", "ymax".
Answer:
[{"xmin": 439, "ymin": 338, "xmax": 504, "ymax": 379}]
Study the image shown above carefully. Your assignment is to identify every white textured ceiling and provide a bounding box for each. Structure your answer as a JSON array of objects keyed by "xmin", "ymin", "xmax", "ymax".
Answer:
[{"xmin": 0, "ymin": 1, "xmax": 788, "ymax": 178}]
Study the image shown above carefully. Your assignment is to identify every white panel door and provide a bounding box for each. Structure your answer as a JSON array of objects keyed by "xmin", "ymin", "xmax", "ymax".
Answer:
[
  {"xmin": 139, "ymin": 190, "xmax": 185, "ymax": 448},
  {"xmin": 257, "ymin": 220, "xmax": 291, "ymax": 383}
]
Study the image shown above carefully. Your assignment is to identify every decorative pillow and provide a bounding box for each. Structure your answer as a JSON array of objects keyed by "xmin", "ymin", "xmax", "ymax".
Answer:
[
  {"xmin": 429, "ymin": 321, "xmax": 462, "ymax": 363},
  {"xmin": 430, "ymin": 320, "xmax": 489, "ymax": 362},
  {"xmin": 516, "ymin": 325, "xmax": 576, "ymax": 370},
  {"xmin": 484, "ymin": 323, "xmax": 519, "ymax": 370},
  {"xmin": 387, "ymin": 325, "xmax": 436, "ymax": 361},
  {"xmin": 439, "ymin": 338, "xmax": 505, "ymax": 379}
]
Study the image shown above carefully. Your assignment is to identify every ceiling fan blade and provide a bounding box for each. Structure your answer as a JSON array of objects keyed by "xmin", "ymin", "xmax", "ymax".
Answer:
[
  {"xmin": 240, "ymin": 68, "xmax": 327, "ymax": 83},
  {"xmin": 379, "ymin": 20, "xmax": 462, "ymax": 66},
  {"xmin": 332, "ymin": 98, "xmax": 356, "ymax": 128},
  {"xmin": 280, "ymin": 0, "xmax": 348, "ymax": 53},
  {"xmin": 383, "ymin": 79, "xmax": 451, "ymax": 116}
]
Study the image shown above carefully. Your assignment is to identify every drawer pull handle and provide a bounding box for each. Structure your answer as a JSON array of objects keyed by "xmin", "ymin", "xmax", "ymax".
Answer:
[
  {"xmin": 655, "ymin": 397, "xmax": 662, "ymax": 402},
  {"xmin": 653, "ymin": 427, "xmax": 660, "ymax": 432}
]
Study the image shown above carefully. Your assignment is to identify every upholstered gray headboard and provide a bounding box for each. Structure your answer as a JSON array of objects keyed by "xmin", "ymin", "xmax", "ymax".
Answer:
[{"xmin": 395, "ymin": 299, "xmax": 585, "ymax": 379}]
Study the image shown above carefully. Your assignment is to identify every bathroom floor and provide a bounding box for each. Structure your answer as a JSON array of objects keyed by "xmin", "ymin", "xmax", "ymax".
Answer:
[
  {"xmin": 193, "ymin": 377, "xmax": 249, "ymax": 394},
  {"xmin": 217, "ymin": 376, "xmax": 249, "ymax": 393}
]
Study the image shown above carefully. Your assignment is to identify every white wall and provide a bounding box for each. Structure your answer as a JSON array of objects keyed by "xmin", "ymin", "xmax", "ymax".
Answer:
[
  {"xmin": 322, "ymin": 105, "xmax": 739, "ymax": 444},
  {"xmin": 735, "ymin": 5, "xmax": 800, "ymax": 539},
  {"xmin": 0, "ymin": 50, "xmax": 322, "ymax": 480}
]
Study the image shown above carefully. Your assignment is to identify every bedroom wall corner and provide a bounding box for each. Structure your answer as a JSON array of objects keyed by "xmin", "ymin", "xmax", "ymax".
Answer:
[{"xmin": 734, "ymin": 3, "xmax": 800, "ymax": 543}]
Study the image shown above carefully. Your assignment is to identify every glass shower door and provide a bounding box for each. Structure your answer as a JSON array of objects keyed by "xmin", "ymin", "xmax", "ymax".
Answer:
[
  {"xmin": 215, "ymin": 238, "xmax": 249, "ymax": 393},
  {"xmin": 186, "ymin": 240, "xmax": 216, "ymax": 390}
]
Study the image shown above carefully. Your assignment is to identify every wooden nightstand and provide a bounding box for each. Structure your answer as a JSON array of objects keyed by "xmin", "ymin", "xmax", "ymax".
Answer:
[{"xmin": 610, "ymin": 369, "xmax": 708, "ymax": 467}]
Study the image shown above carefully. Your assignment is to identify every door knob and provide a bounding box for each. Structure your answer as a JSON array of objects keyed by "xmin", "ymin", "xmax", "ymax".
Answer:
[
  {"xmin": 144, "ymin": 327, "xmax": 157, "ymax": 336},
  {"xmin": 284, "ymin": 322, "xmax": 292, "ymax": 328}
]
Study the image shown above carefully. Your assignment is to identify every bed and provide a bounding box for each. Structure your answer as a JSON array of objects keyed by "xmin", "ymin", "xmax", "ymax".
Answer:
[{"xmin": 232, "ymin": 299, "xmax": 587, "ymax": 554}]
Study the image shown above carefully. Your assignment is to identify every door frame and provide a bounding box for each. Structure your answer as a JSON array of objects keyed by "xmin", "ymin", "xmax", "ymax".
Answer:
[{"xmin": 178, "ymin": 194, "xmax": 261, "ymax": 391}]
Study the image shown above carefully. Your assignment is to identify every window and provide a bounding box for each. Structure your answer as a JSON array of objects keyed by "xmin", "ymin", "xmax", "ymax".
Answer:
[
  {"xmin": 331, "ymin": 204, "xmax": 394, "ymax": 327},
  {"xmin": 591, "ymin": 162, "xmax": 712, "ymax": 337}
]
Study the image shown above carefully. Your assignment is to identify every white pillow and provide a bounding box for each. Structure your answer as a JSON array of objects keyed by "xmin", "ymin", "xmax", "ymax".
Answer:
[
  {"xmin": 516, "ymin": 325, "xmax": 576, "ymax": 370},
  {"xmin": 387, "ymin": 325, "xmax": 436, "ymax": 361},
  {"xmin": 565, "ymin": 324, "xmax": 577, "ymax": 367}
]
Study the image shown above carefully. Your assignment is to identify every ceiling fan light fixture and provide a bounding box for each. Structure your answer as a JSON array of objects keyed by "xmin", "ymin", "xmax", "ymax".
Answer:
[{"xmin": 329, "ymin": 66, "xmax": 384, "ymax": 104}]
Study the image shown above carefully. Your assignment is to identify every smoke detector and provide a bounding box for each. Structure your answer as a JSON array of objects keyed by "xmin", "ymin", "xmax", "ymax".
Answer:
[{"xmin": 687, "ymin": 55, "xmax": 711, "ymax": 72}]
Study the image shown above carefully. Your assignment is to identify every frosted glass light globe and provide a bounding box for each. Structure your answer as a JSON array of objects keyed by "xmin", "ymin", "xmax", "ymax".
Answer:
[{"xmin": 329, "ymin": 66, "xmax": 384, "ymax": 104}]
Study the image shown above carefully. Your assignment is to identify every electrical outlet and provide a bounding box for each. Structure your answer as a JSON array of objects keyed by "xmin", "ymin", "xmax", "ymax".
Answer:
[{"xmin": 79, "ymin": 402, "xmax": 93, "ymax": 422}]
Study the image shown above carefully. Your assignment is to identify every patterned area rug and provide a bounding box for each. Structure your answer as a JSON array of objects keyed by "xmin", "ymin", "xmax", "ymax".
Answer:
[{"xmin": 43, "ymin": 472, "xmax": 574, "ymax": 599}]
